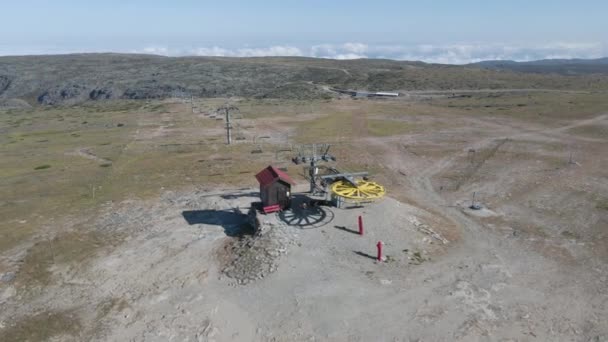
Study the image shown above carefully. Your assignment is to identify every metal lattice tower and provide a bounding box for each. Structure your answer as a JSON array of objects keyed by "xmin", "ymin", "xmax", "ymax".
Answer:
[
  {"xmin": 215, "ymin": 103, "xmax": 240, "ymax": 145},
  {"xmin": 292, "ymin": 144, "xmax": 336, "ymax": 193}
]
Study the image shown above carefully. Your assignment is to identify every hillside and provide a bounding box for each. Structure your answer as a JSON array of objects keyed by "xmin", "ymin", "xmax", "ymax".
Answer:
[{"xmin": 2, "ymin": 54, "xmax": 608, "ymax": 106}]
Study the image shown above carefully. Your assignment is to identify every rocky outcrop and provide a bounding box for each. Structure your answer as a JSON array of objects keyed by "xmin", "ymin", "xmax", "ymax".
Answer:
[
  {"xmin": 89, "ymin": 88, "xmax": 113, "ymax": 100},
  {"xmin": 37, "ymin": 84, "xmax": 85, "ymax": 105},
  {"xmin": 122, "ymin": 82, "xmax": 187, "ymax": 100},
  {"xmin": 0, "ymin": 75, "xmax": 11, "ymax": 96}
]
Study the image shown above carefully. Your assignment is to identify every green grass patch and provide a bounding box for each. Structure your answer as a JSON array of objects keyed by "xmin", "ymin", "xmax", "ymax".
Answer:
[{"xmin": 295, "ymin": 111, "xmax": 352, "ymax": 143}]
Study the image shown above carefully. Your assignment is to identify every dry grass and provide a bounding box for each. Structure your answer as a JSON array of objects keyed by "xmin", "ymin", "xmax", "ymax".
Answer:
[
  {"xmin": 15, "ymin": 230, "xmax": 107, "ymax": 290},
  {"xmin": 1, "ymin": 310, "xmax": 82, "ymax": 342},
  {"xmin": 429, "ymin": 91, "xmax": 608, "ymax": 123},
  {"xmin": 597, "ymin": 198, "xmax": 608, "ymax": 211},
  {"xmin": 366, "ymin": 119, "xmax": 416, "ymax": 136},
  {"xmin": 568, "ymin": 123, "xmax": 608, "ymax": 139},
  {"xmin": 1, "ymin": 93, "xmax": 602, "ymax": 256}
]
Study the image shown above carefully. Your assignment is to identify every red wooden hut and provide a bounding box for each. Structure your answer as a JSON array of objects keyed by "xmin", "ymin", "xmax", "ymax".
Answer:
[{"xmin": 255, "ymin": 166, "xmax": 295, "ymax": 212}]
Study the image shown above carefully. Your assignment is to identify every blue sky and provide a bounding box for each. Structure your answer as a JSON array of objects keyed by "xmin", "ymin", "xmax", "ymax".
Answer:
[{"xmin": 1, "ymin": 0, "xmax": 607, "ymax": 63}]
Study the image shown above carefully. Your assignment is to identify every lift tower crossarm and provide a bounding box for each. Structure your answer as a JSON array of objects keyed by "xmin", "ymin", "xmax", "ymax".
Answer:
[{"xmin": 292, "ymin": 143, "xmax": 336, "ymax": 194}]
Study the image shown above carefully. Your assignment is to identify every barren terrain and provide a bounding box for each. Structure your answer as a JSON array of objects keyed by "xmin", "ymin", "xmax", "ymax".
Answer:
[{"xmin": 1, "ymin": 67, "xmax": 607, "ymax": 341}]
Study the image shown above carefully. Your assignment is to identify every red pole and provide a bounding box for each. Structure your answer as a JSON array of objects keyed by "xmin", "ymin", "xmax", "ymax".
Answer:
[
  {"xmin": 376, "ymin": 241, "xmax": 383, "ymax": 262},
  {"xmin": 358, "ymin": 215, "xmax": 364, "ymax": 236}
]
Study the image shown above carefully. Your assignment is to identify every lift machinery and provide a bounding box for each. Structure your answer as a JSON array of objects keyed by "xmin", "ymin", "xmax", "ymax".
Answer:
[{"xmin": 292, "ymin": 144, "xmax": 385, "ymax": 205}]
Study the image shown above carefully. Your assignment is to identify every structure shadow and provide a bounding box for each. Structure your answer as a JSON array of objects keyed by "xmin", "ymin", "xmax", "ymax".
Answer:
[
  {"xmin": 278, "ymin": 194, "xmax": 334, "ymax": 229},
  {"xmin": 220, "ymin": 192, "xmax": 259, "ymax": 200},
  {"xmin": 188, "ymin": 189, "xmax": 258, "ymax": 199},
  {"xmin": 334, "ymin": 225, "xmax": 359, "ymax": 235},
  {"xmin": 182, "ymin": 209, "xmax": 253, "ymax": 237},
  {"xmin": 354, "ymin": 251, "xmax": 377, "ymax": 261},
  {"xmin": 341, "ymin": 205, "xmax": 365, "ymax": 210}
]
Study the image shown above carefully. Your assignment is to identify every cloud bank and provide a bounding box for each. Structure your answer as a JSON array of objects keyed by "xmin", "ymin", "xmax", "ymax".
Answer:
[
  {"xmin": 137, "ymin": 42, "xmax": 608, "ymax": 64},
  {"xmin": 2, "ymin": 41, "xmax": 606, "ymax": 64}
]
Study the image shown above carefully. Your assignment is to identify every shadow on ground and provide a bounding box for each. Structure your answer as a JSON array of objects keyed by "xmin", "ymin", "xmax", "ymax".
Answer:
[
  {"xmin": 334, "ymin": 225, "xmax": 359, "ymax": 235},
  {"xmin": 354, "ymin": 251, "xmax": 377, "ymax": 261},
  {"xmin": 182, "ymin": 209, "xmax": 253, "ymax": 237},
  {"xmin": 278, "ymin": 194, "xmax": 334, "ymax": 229},
  {"xmin": 220, "ymin": 192, "xmax": 259, "ymax": 200},
  {"xmin": 192, "ymin": 190, "xmax": 259, "ymax": 199}
]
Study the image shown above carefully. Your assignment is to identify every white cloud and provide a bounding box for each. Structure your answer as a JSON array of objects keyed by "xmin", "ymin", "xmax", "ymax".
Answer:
[
  {"xmin": 237, "ymin": 46, "xmax": 302, "ymax": 57},
  {"xmin": 13, "ymin": 41, "xmax": 603, "ymax": 64},
  {"xmin": 193, "ymin": 46, "xmax": 231, "ymax": 56},
  {"xmin": 237, "ymin": 42, "xmax": 599, "ymax": 63},
  {"xmin": 342, "ymin": 42, "xmax": 368, "ymax": 54},
  {"xmin": 191, "ymin": 45, "xmax": 302, "ymax": 57},
  {"xmin": 309, "ymin": 43, "xmax": 369, "ymax": 59},
  {"xmin": 331, "ymin": 53, "xmax": 366, "ymax": 60},
  {"xmin": 141, "ymin": 46, "xmax": 169, "ymax": 55},
  {"xmin": 310, "ymin": 44, "xmax": 337, "ymax": 57}
]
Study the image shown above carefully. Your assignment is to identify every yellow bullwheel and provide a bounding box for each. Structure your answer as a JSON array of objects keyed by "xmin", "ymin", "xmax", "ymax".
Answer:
[{"xmin": 330, "ymin": 179, "xmax": 386, "ymax": 202}]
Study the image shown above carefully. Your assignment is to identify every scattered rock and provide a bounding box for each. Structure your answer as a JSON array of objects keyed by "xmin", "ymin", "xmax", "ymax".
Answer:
[
  {"xmin": 0, "ymin": 272, "xmax": 16, "ymax": 283},
  {"xmin": 408, "ymin": 216, "xmax": 449, "ymax": 244},
  {"xmin": 220, "ymin": 222, "xmax": 295, "ymax": 285},
  {"xmin": 408, "ymin": 250, "xmax": 429, "ymax": 265},
  {"xmin": 0, "ymin": 286, "xmax": 16, "ymax": 304}
]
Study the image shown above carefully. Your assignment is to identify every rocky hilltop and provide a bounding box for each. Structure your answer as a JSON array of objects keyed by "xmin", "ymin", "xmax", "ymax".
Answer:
[{"xmin": 2, "ymin": 53, "xmax": 608, "ymax": 106}]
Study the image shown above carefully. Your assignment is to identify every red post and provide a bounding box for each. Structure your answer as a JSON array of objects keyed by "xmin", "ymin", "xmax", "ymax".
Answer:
[
  {"xmin": 376, "ymin": 241, "xmax": 383, "ymax": 262},
  {"xmin": 358, "ymin": 215, "xmax": 364, "ymax": 236}
]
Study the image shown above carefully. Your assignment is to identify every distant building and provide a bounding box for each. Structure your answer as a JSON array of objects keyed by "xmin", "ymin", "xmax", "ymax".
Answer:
[
  {"xmin": 356, "ymin": 91, "xmax": 399, "ymax": 97},
  {"xmin": 255, "ymin": 165, "xmax": 295, "ymax": 210},
  {"xmin": 374, "ymin": 92, "xmax": 399, "ymax": 97},
  {"xmin": 355, "ymin": 91, "xmax": 372, "ymax": 98},
  {"xmin": 331, "ymin": 88, "xmax": 399, "ymax": 98}
]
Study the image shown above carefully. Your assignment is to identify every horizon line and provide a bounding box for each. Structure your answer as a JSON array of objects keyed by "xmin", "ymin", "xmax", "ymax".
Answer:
[{"xmin": 1, "ymin": 51, "xmax": 607, "ymax": 66}]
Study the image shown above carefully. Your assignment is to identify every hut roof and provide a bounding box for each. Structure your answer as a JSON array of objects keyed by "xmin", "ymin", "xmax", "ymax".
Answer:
[{"xmin": 255, "ymin": 165, "xmax": 295, "ymax": 187}]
